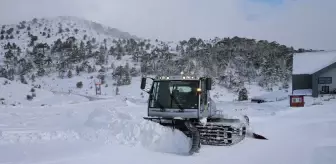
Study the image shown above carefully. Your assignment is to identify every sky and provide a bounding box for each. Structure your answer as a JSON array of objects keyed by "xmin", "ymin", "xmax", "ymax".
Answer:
[{"xmin": 0, "ymin": 0, "xmax": 335, "ymax": 50}]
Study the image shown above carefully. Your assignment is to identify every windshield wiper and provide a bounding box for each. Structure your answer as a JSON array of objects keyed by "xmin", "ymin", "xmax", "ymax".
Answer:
[{"xmin": 170, "ymin": 93, "xmax": 184, "ymax": 112}]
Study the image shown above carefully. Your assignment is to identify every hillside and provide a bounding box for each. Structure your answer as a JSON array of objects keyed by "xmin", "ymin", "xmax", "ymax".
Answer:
[
  {"xmin": 0, "ymin": 16, "xmax": 318, "ymax": 98},
  {"xmin": 0, "ymin": 77, "xmax": 89, "ymax": 106},
  {"xmin": 0, "ymin": 16, "xmax": 138, "ymax": 47}
]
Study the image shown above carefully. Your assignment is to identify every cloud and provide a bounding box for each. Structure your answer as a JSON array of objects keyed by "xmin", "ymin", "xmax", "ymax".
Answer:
[
  {"xmin": 244, "ymin": 0, "xmax": 336, "ymax": 50},
  {"xmin": 0, "ymin": 0, "xmax": 335, "ymax": 50}
]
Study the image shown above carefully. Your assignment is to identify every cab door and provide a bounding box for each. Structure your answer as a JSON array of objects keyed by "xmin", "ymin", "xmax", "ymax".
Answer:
[{"xmin": 199, "ymin": 79, "xmax": 208, "ymax": 116}]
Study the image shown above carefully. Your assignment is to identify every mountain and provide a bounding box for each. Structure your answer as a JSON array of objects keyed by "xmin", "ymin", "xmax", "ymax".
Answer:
[
  {"xmin": 0, "ymin": 16, "xmax": 139, "ymax": 51},
  {"xmin": 0, "ymin": 16, "xmax": 317, "ymax": 96}
]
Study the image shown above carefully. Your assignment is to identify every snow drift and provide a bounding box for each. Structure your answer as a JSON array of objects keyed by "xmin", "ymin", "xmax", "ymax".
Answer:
[{"xmin": 84, "ymin": 108, "xmax": 191, "ymax": 154}]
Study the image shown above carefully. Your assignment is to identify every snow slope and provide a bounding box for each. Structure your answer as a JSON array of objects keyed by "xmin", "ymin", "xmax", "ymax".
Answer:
[
  {"xmin": 1, "ymin": 78, "xmax": 336, "ymax": 164},
  {"xmin": 0, "ymin": 16, "xmax": 138, "ymax": 51},
  {"xmin": 0, "ymin": 77, "xmax": 89, "ymax": 106},
  {"xmin": 30, "ymin": 71, "xmax": 282, "ymax": 103}
]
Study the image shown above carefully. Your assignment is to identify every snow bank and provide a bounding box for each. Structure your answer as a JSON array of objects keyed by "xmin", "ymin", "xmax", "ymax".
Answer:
[
  {"xmin": 251, "ymin": 89, "xmax": 289, "ymax": 102},
  {"xmin": 83, "ymin": 108, "xmax": 191, "ymax": 154},
  {"xmin": 0, "ymin": 104, "xmax": 191, "ymax": 154}
]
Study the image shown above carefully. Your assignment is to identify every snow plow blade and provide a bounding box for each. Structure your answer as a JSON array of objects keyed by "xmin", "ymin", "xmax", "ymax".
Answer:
[
  {"xmin": 246, "ymin": 132, "xmax": 268, "ymax": 140},
  {"xmin": 252, "ymin": 133, "xmax": 267, "ymax": 140}
]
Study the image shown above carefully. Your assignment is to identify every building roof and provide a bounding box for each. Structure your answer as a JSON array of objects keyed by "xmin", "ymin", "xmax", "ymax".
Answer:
[{"xmin": 292, "ymin": 51, "xmax": 336, "ymax": 75}]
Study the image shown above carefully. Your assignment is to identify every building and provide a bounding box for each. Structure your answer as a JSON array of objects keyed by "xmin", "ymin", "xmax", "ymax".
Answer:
[{"xmin": 292, "ymin": 51, "xmax": 336, "ymax": 97}]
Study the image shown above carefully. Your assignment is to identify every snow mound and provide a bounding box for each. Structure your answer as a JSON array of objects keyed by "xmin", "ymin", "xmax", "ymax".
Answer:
[
  {"xmin": 0, "ymin": 107, "xmax": 192, "ymax": 155},
  {"xmin": 84, "ymin": 108, "xmax": 191, "ymax": 154}
]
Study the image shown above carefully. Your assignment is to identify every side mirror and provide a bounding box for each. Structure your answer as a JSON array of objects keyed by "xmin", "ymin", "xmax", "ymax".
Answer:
[
  {"xmin": 206, "ymin": 78, "xmax": 212, "ymax": 90},
  {"xmin": 140, "ymin": 77, "xmax": 146, "ymax": 90}
]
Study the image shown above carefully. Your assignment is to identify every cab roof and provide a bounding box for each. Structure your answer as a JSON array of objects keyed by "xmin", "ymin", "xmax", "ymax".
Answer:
[{"xmin": 154, "ymin": 75, "xmax": 200, "ymax": 81}]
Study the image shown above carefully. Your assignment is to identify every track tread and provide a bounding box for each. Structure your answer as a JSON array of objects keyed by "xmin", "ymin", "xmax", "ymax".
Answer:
[
  {"xmin": 143, "ymin": 117, "xmax": 248, "ymax": 155},
  {"xmin": 195, "ymin": 119, "xmax": 247, "ymax": 146}
]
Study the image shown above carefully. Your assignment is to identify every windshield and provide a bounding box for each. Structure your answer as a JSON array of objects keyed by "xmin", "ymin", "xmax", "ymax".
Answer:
[{"xmin": 149, "ymin": 80, "xmax": 199, "ymax": 109}]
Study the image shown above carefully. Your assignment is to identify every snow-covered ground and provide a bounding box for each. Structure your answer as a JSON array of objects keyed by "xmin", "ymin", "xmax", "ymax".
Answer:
[
  {"xmin": 0, "ymin": 78, "xmax": 90, "ymax": 106},
  {"xmin": 1, "ymin": 77, "xmax": 336, "ymax": 164}
]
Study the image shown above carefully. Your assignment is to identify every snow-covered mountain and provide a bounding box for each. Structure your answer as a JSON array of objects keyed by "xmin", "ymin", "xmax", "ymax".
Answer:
[
  {"xmin": 0, "ymin": 16, "xmax": 140, "ymax": 52},
  {"xmin": 0, "ymin": 16, "xmax": 314, "ymax": 99}
]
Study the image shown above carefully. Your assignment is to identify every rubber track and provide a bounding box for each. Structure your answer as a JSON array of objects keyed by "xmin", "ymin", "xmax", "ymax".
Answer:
[{"xmin": 195, "ymin": 123, "xmax": 247, "ymax": 146}]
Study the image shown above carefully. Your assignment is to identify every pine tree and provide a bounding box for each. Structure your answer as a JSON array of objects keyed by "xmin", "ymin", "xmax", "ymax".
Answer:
[
  {"xmin": 0, "ymin": 68, "xmax": 8, "ymax": 78},
  {"xmin": 31, "ymin": 74, "xmax": 35, "ymax": 82},
  {"xmin": 67, "ymin": 70, "xmax": 73, "ymax": 78},
  {"xmin": 37, "ymin": 68, "xmax": 45, "ymax": 76},
  {"xmin": 123, "ymin": 71, "xmax": 131, "ymax": 85},
  {"xmin": 130, "ymin": 67, "xmax": 138, "ymax": 77},
  {"xmin": 238, "ymin": 87, "xmax": 248, "ymax": 101},
  {"xmin": 76, "ymin": 66, "xmax": 80, "ymax": 75},
  {"xmin": 20, "ymin": 75, "xmax": 27, "ymax": 84}
]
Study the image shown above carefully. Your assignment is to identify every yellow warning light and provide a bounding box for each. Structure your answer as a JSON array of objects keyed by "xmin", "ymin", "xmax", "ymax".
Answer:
[{"xmin": 196, "ymin": 88, "xmax": 202, "ymax": 92}]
